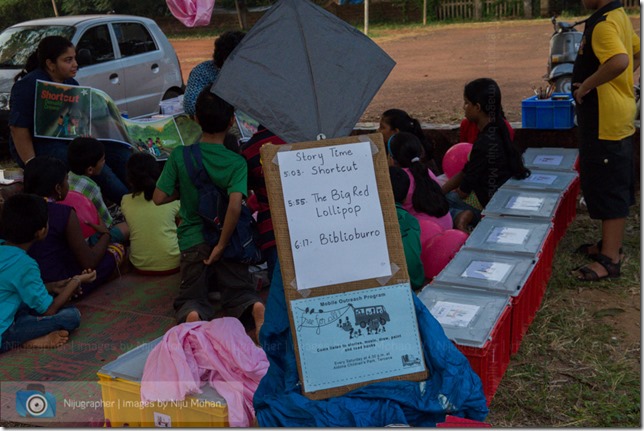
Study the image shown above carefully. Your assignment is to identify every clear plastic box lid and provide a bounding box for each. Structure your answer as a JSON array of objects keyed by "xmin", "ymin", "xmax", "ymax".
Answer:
[
  {"xmin": 100, "ymin": 337, "xmax": 162, "ymax": 381},
  {"xmin": 463, "ymin": 217, "xmax": 553, "ymax": 257},
  {"xmin": 482, "ymin": 189, "xmax": 560, "ymax": 220},
  {"xmin": 523, "ymin": 147, "xmax": 578, "ymax": 172},
  {"xmin": 417, "ymin": 285, "xmax": 511, "ymax": 348},
  {"xmin": 99, "ymin": 337, "xmax": 225, "ymax": 403},
  {"xmin": 501, "ymin": 169, "xmax": 578, "ymax": 193},
  {"xmin": 431, "ymin": 249, "xmax": 536, "ymax": 296}
]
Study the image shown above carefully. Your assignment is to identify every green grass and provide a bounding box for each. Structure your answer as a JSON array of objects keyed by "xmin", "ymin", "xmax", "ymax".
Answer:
[{"xmin": 487, "ymin": 197, "xmax": 641, "ymax": 427}]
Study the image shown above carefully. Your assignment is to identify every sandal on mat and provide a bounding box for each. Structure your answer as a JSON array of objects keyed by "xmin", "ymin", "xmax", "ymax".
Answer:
[{"xmin": 573, "ymin": 253, "xmax": 621, "ymax": 281}]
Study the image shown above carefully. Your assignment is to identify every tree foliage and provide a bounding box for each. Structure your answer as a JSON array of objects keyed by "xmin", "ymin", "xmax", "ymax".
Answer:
[{"xmin": 60, "ymin": 0, "xmax": 114, "ymax": 15}]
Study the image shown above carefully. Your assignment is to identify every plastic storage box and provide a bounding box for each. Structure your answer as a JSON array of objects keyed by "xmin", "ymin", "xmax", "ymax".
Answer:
[
  {"xmin": 431, "ymin": 249, "xmax": 540, "ymax": 359},
  {"xmin": 482, "ymin": 189, "xmax": 566, "ymax": 242},
  {"xmin": 461, "ymin": 218, "xmax": 555, "ymax": 354},
  {"xmin": 522, "ymin": 147, "xmax": 579, "ymax": 172},
  {"xmin": 501, "ymin": 169, "xmax": 580, "ymax": 234},
  {"xmin": 521, "ymin": 94, "xmax": 575, "ymax": 129},
  {"xmin": 97, "ymin": 338, "xmax": 228, "ymax": 427},
  {"xmin": 418, "ymin": 285, "xmax": 512, "ymax": 404}
]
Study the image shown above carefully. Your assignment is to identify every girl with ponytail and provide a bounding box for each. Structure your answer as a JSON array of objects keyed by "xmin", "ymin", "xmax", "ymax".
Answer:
[
  {"xmin": 443, "ymin": 78, "xmax": 530, "ymax": 214},
  {"xmin": 121, "ymin": 152, "xmax": 180, "ymax": 275},
  {"xmin": 379, "ymin": 109, "xmax": 439, "ymax": 173},
  {"xmin": 388, "ymin": 132, "xmax": 452, "ymax": 231}
]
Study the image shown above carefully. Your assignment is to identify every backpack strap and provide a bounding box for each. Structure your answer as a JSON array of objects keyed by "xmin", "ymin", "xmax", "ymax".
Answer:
[
  {"xmin": 183, "ymin": 144, "xmax": 207, "ymax": 190},
  {"xmin": 183, "ymin": 144, "xmax": 230, "ymax": 202}
]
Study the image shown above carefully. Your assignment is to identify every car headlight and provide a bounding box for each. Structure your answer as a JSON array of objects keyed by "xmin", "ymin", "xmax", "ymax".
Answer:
[{"xmin": 0, "ymin": 93, "xmax": 10, "ymax": 110}]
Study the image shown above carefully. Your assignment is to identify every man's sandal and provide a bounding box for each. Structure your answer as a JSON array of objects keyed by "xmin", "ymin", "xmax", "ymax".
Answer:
[
  {"xmin": 574, "ymin": 253, "xmax": 621, "ymax": 281},
  {"xmin": 575, "ymin": 240, "xmax": 624, "ymax": 261}
]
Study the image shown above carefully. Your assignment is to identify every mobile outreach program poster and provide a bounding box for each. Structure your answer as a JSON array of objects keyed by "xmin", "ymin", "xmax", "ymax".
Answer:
[{"xmin": 261, "ymin": 134, "xmax": 427, "ymax": 400}]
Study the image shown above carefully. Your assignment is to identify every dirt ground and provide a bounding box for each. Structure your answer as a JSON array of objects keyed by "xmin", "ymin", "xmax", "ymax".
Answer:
[
  {"xmin": 169, "ymin": 18, "xmax": 641, "ymax": 350},
  {"xmin": 170, "ymin": 16, "xmax": 640, "ymax": 125}
]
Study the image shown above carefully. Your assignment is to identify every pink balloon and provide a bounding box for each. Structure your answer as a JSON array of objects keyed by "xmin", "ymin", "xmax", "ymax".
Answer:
[
  {"xmin": 421, "ymin": 229, "xmax": 469, "ymax": 279},
  {"xmin": 60, "ymin": 190, "xmax": 100, "ymax": 239},
  {"xmin": 442, "ymin": 142, "xmax": 473, "ymax": 178},
  {"xmin": 418, "ymin": 218, "xmax": 443, "ymax": 248}
]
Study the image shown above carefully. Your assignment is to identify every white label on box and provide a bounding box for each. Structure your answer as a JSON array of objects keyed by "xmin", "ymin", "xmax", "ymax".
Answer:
[
  {"xmin": 532, "ymin": 154, "xmax": 563, "ymax": 166},
  {"xmin": 506, "ymin": 196, "xmax": 544, "ymax": 211},
  {"xmin": 154, "ymin": 412, "xmax": 172, "ymax": 427},
  {"xmin": 526, "ymin": 173, "xmax": 557, "ymax": 185},
  {"xmin": 462, "ymin": 260, "xmax": 513, "ymax": 282},
  {"xmin": 431, "ymin": 301, "xmax": 480, "ymax": 328},
  {"xmin": 486, "ymin": 227, "xmax": 530, "ymax": 245}
]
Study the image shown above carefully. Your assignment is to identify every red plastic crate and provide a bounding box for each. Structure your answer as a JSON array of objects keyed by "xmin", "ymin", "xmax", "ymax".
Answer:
[
  {"xmin": 455, "ymin": 303, "xmax": 512, "ymax": 405},
  {"xmin": 437, "ymin": 415, "xmax": 492, "ymax": 427}
]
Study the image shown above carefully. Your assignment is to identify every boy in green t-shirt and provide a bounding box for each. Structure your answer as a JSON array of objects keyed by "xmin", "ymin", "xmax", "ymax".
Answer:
[
  {"xmin": 389, "ymin": 166, "xmax": 426, "ymax": 291},
  {"xmin": 154, "ymin": 89, "xmax": 264, "ymax": 339}
]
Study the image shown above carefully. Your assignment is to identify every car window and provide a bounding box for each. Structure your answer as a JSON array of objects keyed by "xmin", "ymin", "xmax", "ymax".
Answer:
[
  {"xmin": 76, "ymin": 24, "xmax": 114, "ymax": 65},
  {"xmin": 113, "ymin": 22, "xmax": 157, "ymax": 58},
  {"xmin": 0, "ymin": 26, "xmax": 74, "ymax": 68}
]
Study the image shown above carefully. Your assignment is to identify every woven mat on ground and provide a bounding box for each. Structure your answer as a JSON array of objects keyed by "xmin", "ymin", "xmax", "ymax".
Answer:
[{"xmin": 0, "ymin": 272, "xmax": 179, "ymax": 426}]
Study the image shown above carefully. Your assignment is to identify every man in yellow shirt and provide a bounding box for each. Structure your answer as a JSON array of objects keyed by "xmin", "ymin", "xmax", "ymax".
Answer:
[{"xmin": 571, "ymin": 0, "xmax": 640, "ymax": 281}]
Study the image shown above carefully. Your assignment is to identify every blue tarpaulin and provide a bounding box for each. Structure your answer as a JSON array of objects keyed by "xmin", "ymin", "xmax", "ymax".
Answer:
[{"xmin": 253, "ymin": 264, "xmax": 489, "ymax": 427}]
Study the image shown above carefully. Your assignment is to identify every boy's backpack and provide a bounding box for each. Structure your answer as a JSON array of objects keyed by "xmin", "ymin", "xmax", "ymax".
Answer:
[{"xmin": 183, "ymin": 144, "xmax": 263, "ymax": 264}]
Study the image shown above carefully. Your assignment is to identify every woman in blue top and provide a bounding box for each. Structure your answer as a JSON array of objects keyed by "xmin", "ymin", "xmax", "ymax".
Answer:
[
  {"xmin": 9, "ymin": 35, "xmax": 130, "ymax": 205},
  {"xmin": 183, "ymin": 31, "xmax": 245, "ymax": 117}
]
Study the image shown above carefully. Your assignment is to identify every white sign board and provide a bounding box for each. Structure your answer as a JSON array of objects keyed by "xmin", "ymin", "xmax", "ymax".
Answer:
[{"xmin": 277, "ymin": 141, "xmax": 391, "ymax": 290}]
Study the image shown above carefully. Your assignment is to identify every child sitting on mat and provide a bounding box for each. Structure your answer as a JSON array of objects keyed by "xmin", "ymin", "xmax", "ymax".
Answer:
[
  {"xmin": 0, "ymin": 194, "xmax": 96, "ymax": 352},
  {"xmin": 389, "ymin": 166, "xmax": 425, "ymax": 291},
  {"xmin": 67, "ymin": 136, "xmax": 129, "ymax": 244},
  {"xmin": 24, "ymin": 156, "xmax": 126, "ymax": 297},
  {"xmin": 121, "ymin": 152, "xmax": 180, "ymax": 275}
]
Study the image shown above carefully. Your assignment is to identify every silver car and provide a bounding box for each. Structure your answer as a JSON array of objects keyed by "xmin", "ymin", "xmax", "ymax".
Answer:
[{"xmin": 0, "ymin": 14, "xmax": 184, "ymax": 154}]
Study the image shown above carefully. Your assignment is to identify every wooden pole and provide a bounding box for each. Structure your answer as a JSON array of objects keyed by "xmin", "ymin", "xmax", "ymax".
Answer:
[
  {"xmin": 364, "ymin": 0, "xmax": 369, "ymax": 35},
  {"xmin": 51, "ymin": 0, "xmax": 59, "ymax": 16},
  {"xmin": 423, "ymin": 0, "xmax": 427, "ymax": 24}
]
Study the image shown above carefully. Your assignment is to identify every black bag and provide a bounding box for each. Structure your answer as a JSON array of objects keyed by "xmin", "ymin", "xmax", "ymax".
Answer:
[{"xmin": 183, "ymin": 145, "xmax": 263, "ymax": 264}]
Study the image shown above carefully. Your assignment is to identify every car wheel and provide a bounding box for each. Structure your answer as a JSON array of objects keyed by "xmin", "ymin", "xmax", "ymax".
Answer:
[{"xmin": 162, "ymin": 88, "xmax": 183, "ymax": 100}]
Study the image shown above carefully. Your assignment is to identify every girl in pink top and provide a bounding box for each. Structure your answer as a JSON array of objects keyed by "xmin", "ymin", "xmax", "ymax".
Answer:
[{"xmin": 387, "ymin": 132, "xmax": 453, "ymax": 231}]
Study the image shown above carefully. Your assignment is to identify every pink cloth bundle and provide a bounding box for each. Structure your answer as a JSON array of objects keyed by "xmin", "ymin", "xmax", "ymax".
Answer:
[{"xmin": 141, "ymin": 318, "xmax": 269, "ymax": 427}]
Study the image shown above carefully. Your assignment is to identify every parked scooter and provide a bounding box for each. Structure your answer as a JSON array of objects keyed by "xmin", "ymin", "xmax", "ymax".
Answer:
[{"xmin": 546, "ymin": 16, "xmax": 586, "ymax": 93}]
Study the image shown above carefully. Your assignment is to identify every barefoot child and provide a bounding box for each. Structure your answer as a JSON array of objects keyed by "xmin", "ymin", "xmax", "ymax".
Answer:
[
  {"xmin": 23, "ymin": 156, "xmax": 125, "ymax": 296},
  {"xmin": 154, "ymin": 89, "xmax": 264, "ymax": 340},
  {"xmin": 0, "ymin": 194, "xmax": 96, "ymax": 353}
]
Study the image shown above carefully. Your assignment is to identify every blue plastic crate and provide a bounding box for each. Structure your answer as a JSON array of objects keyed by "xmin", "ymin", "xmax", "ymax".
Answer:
[{"xmin": 521, "ymin": 93, "xmax": 575, "ymax": 129}]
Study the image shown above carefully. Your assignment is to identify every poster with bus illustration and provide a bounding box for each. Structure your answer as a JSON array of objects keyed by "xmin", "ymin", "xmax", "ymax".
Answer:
[{"xmin": 290, "ymin": 283, "xmax": 425, "ymax": 392}]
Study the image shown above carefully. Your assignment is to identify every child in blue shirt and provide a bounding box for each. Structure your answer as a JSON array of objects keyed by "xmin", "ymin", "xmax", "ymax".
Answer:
[{"xmin": 0, "ymin": 194, "xmax": 95, "ymax": 353}]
